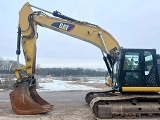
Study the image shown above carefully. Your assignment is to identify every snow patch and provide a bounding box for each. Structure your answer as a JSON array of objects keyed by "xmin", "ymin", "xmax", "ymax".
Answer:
[{"xmin": 37, "ymin": 80, "xmax": 100, "ymax": 91}]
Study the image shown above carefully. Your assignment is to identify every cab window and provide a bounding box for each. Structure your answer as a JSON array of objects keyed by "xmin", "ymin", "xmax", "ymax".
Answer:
[
  {"xmin": 123, "ymin": 52, "xmax": 141, "ymax": 85},
  {"xmin": 144, "ymin": 51, "xmax": 153, "ymax": 75},
  {"xmin": 123, "ymin": 52, "xmax": 140, "ymax": 70}
]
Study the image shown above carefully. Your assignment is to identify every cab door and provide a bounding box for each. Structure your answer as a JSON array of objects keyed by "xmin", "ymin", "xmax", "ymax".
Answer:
[{"xmin": 122, "ymin": 50, "xmax": 142, "ymax": 86}]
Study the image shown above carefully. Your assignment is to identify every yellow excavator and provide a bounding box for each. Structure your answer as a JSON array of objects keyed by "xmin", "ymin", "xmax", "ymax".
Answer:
[{"xmin": 10, "ymin": 2, "xmax": 160, "ymax": 119}]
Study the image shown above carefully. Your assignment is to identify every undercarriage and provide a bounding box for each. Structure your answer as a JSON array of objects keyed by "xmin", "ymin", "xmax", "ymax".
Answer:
[{"xmin": 86, "ymin": 91, "xmax": 160, "ymax": 119}]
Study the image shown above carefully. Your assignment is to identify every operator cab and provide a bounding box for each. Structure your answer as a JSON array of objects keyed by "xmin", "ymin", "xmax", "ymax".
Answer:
[{"xmin": 112, "ymin": 48, "xmax": 160, "ymax": 92}]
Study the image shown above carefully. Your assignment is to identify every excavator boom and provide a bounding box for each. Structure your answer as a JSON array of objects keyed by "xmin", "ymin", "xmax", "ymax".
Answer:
[{"xmin": 10, "ymin": 2, "xmax": 120, "ymax": 115}]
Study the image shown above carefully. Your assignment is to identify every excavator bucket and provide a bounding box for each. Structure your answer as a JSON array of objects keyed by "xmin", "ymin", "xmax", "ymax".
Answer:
[{"xmin": 9, "ymin": 78, "xmax": 53, "ymax": 115}]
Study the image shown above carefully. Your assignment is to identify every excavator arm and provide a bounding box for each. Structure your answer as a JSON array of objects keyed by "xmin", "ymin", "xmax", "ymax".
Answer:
[
  {"xmin": 15, "ymin": 2, "xmax": 120, "ymax": 80},
  {"xmin": 10, "ymin": 2, "xmax": 120, "ymax": 115}
]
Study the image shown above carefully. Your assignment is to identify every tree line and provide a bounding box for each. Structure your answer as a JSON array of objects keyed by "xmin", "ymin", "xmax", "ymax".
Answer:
[
  {"xmin": 0, "ymin": 57, "xmax": 19, "ymax": 74},
  {"xmin": 0, "ymin": 57, "xmax": 107, "ymax": 77},
  {"xmin": 36, "ymin": 67, "xmax": 106, "ymax": 77}
]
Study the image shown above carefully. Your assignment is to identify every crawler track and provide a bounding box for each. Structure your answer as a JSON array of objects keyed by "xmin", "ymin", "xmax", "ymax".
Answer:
[{"xmin": 86, "ymin": 91, "xmax": 160, "ymax": 119}]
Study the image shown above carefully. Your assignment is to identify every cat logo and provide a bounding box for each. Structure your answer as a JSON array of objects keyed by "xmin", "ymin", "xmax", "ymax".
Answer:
[
  {"xmin": 59, "ymin": 23, "xmax": 69, "ymax": 31},
  {"xmin": 51, "ymin": 22, "xmax": 75, "ymax": 32}
]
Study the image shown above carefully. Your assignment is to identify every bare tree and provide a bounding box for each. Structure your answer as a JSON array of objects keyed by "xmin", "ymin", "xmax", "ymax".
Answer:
[{"xmin": 0, "ymin": 57, "xmax": 19, "ymax": 74}]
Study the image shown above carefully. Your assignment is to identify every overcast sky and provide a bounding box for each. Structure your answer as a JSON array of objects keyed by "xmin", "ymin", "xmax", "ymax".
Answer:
[{"xmin": 0, "ymin": 0, "xmax": 160, "ymax": 69}]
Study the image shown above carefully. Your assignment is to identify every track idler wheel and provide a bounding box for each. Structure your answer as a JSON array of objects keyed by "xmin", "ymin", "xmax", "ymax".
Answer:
[{"xmin": 9, "ymin": 78, "xmax": 53, "ymax": 115}]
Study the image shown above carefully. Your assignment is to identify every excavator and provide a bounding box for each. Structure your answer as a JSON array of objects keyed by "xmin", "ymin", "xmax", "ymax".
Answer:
[{"xmin": 10, "ymin": 2, "xmax": 160, "ymax": 119}]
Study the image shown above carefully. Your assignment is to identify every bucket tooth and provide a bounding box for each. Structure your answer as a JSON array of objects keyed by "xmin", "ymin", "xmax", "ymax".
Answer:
[
  {"xmin": 9, "ymin": 78, "xmax": 52, "ymax": 115},
  {"xmin": 29, "ymin": 85, "xmax": 53, "ymax": 111}
]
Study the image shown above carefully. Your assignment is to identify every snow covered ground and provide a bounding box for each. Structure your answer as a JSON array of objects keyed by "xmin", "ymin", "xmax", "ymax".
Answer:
[
  {"xmin": 0, "ymin": 77, "xmax": 105, "ymax": 91},
  {"xmin": 78, "ymin": 77, "xmax": 105, "ymax": 83},
  {"xmin": 37, "ymin": 77, "xmax": 105, "ymax": 91},
  {"xmin": 38, "ymin": 80, "xmax": 101, "ymax": 91}
]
